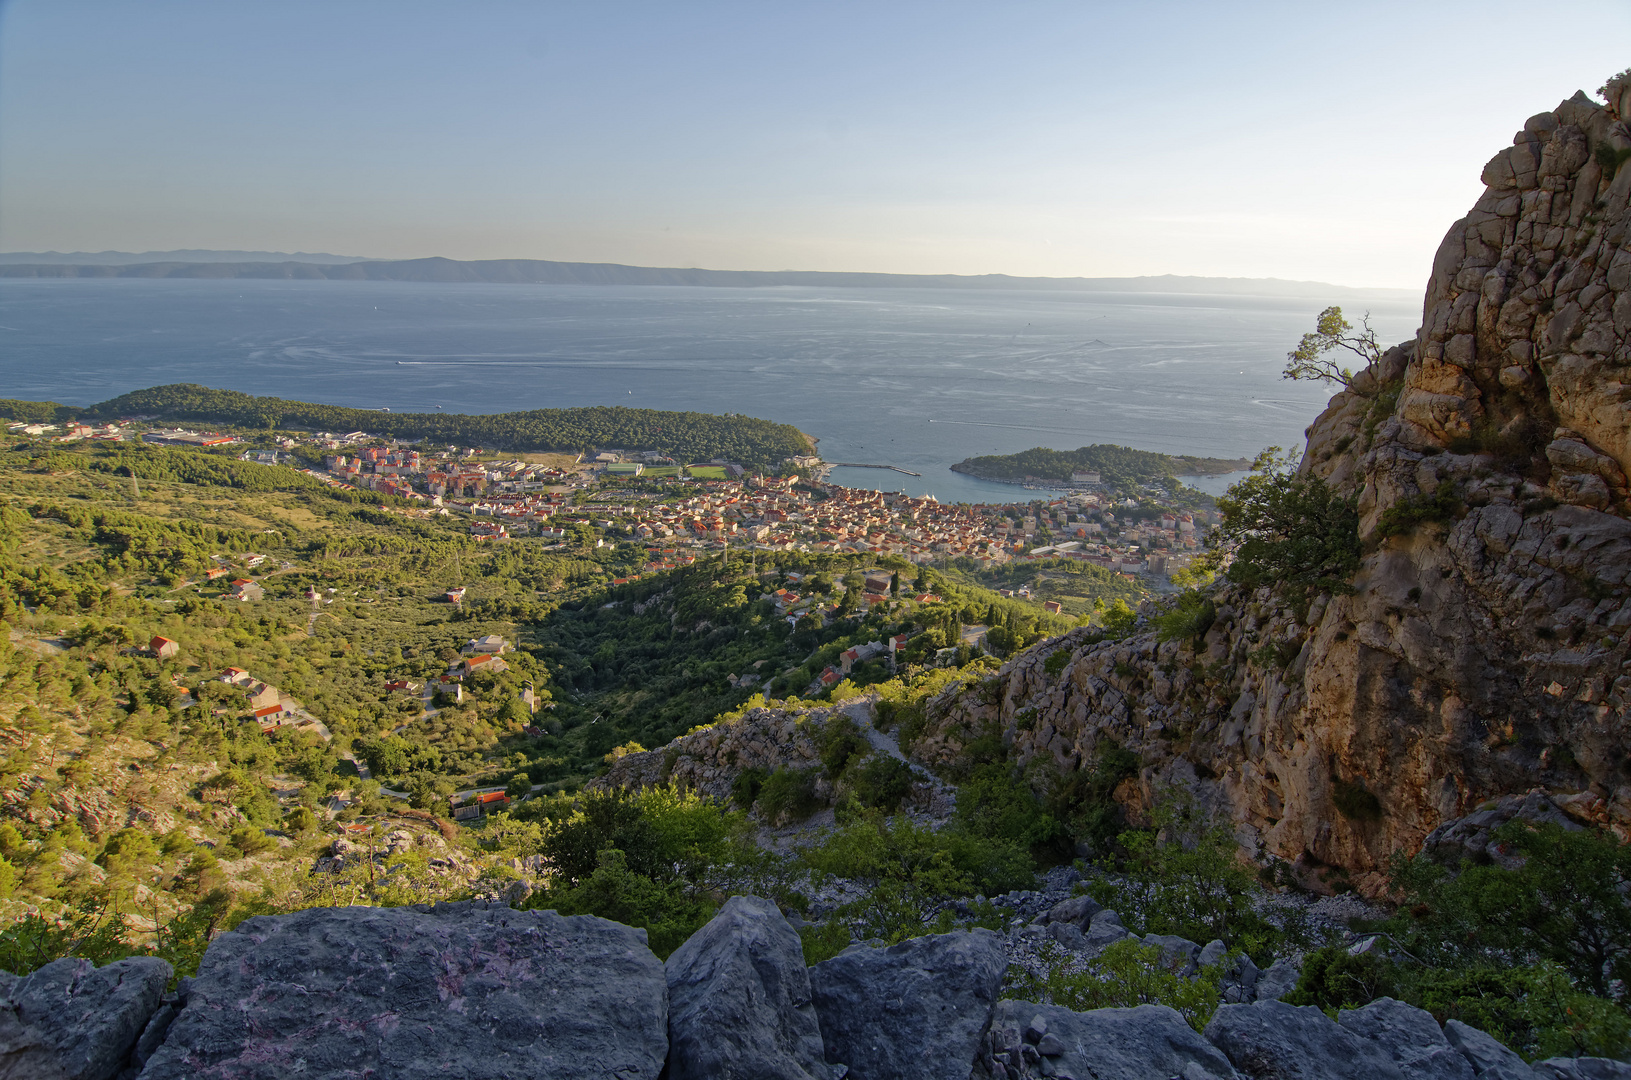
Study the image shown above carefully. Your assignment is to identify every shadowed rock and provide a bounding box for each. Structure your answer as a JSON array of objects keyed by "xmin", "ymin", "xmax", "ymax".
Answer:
[
  {"xmin": 0, "ymin": 955, "xmax": 171, "ymax": 1080},
  {"xmin": 981, "ymin": 999, "xmax": 1237, "ymax": 1080},
  {"xmin": 810, "ymin": 929, "xmax": 1005, "ymax": 1080},
  {"xmin": 1338, "ymin": 997, "xmax": 1474, "ymax": 1080},
  {"xmin": 138, "ymin": 901, "xmax": 668, "ymax": 1080},
  {"xmin": 1205, "ymin": 1000, "xmax": 1405, "ymax": 1080},
  {"xmin": 665, "ymin": 894, "xmax": 839, "ymax": 1080}
]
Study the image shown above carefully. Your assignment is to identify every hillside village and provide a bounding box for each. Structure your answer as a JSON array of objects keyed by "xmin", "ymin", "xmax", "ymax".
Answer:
[{"xmin": 8, "ymin": 417, "xmax": 1220, "ymax": 583}]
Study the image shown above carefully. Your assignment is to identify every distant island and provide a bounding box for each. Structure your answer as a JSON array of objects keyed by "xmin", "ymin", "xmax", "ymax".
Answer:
[
  {"xmin": 0, "ymin": 252, "xmax": 1413, "ymax": 299},
  {"xmin": 951, "ymin": 443, "xmax": 1251, "ymax": 489},
  {"xmin": 0, "ymin": 383, "xmax": 814, "ymax": 469}
]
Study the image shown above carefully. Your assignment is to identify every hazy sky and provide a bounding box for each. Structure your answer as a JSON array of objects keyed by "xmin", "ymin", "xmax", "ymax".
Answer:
[{"xmin": 2, "ymin": 2, "xmax": 1627, "ymax": 286}]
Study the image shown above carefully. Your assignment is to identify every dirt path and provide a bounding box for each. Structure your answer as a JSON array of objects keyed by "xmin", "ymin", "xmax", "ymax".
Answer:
[{"xmin": 839, "ymin": 697, "xmax": 956, "ymax": 802}]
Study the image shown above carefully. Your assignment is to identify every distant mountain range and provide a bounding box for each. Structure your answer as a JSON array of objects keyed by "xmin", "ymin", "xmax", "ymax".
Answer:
[
  {"xmin": 0, "ymin": 249, "xmax": 380, "ymax": 265},
  {"xmin": 0, "ymin": 252, "xmax": 1414, "ymax": 298}
]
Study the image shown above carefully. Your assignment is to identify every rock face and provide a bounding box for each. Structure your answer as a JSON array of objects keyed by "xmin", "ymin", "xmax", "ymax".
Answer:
[
  {"xmin": 978, "ymin": 1000, "xmax": 1239, "ymax": 1080},
  {"xmin": 1338, "ymin": 998, "xmax": 1476, "ymax": 1080},
  {"xmin": 137, "ymin": 900, "xmax": 669, "ymax": 1080},
  {"xmin": 912, "ymin": 75, "xmax": 1631, "ymax": 890},
  {"xmin": 809, "ymin": 929, "xmax": 1006, "ymax": 1080},
  {"xmin": 0, "ymin": 955, "xmax": 172, "ymax": 1080},
  {"xmin": 1205, "ymin": 1000, "xmax": 1406, "ymax": 1080},
  {"xmin": 593, "ymin": 707, "xmax": 836, "ymax": 804},
  {"xmin": 665, "ymin": 894, "xmax": 839, "ymax": 1080}
]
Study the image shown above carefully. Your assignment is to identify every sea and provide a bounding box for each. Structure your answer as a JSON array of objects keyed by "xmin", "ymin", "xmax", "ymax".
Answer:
[{"xmin": 0, "ymin": 278, "xmax": 1422, "ymax": 505}]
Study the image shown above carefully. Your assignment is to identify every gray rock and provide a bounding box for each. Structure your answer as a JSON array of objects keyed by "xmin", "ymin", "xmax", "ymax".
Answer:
[
  {"xmin": 810, "ymin": 929, "xmax": 1005, "ymax": 1080},
  {"xmin": 1047, "ymin": 922, "xmax": 1089, "ymax": 952},
  {"xmin": 139, "ymin": 901, "xmax": 668, "ymax": 1080},
  {"xmin": 1444, "ymin": 1020, "xmax": 1538, "ymax": 1080},
  {"xmin": 1338, "ymin": 997, "xmax": 1475, "ymax": 1080},
  {"xmin": 1252, "ymin": 958, "xmax": 1300, "ymax": 1002},
  {"xmin": 1142, "ymin": 934, "xmax": 1202, "ymax": 977},
  {"xmin": 1198, "ymin": 940, "xmax": 1228, "ymax": 969},
  {"xmin": 985, "ymin": 999, "xmax": 1237, "ymax": 1080},
  {"xmin": 0, "ymin": 955, "xmax": 172, "ymax": 1080},
  {"xmin": 1532, "ymin": 1059, "xmax": 1631, "ymax": 1080},
  {"xmin": 1084, "ymin": 909, "xmax": 1134, "ymax": 951},
  {"xmin": 666, "ymin": 894, "xmax": 837, "ymax": 1080},
  {"xmin": 1204, "ymin": 1000, "xmax": 1406, "ymax": 1080},
  {"xmin": 1042, "ymin": 896, "xmax": 1101, "ymax": 930}
]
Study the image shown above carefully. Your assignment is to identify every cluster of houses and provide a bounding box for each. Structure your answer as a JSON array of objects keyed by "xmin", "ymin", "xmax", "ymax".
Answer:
[{"xmin": 8, "ymin": 420, "xmax": 130, "ymax": 442}]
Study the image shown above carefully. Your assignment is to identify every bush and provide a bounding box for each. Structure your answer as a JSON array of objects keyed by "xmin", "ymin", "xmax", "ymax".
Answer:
[
  {"xmin": 1375, "ymin": 483, "xmax": 1464, "ymax": 539},
  {"xmin": 846, "ymin": 754, "xmax": 914, "ymax": 813},
  {"xmin": 757, "ymin": 767, "xmax": 822, "ymax": 825},
  {"xmin": 540, "ymin": 785, "xmax": 737, "ymax": 886},
  {"xmin": 799, "ymin": 919, "xmax": 852, "ymax": 966},
  {"xmin": 1153, "ymin": 590, "xmax": 1216, "ymax": 644},
  {"xmin": 531, "ymin": 848, "xmax": 714, "ymax": 959},
  {"xmin": 1216, "ymin": 449, "xmax": 1360, "ymax": 603},
  {"xmin": 227, "ymin": 826, "xmax": 275, "ymax": 856},
  {"xmin": 1284, "ymin": 946, "xmax": 1397, "ymax": 1011},
  {"xmin": 803, "ymin": 813, "xmax": 1034, "ymax": 942},
  {"xmin": 730, "ymin": 766, "xmax": 768, "ymax": 809},
  {"xmin": 817, "ymin": 716, "xmax": 870, "ymax": 778},
  {"xmin": 1007, "ymin": 938, "xmax": 1226, "ymax": 1032},
  {"xmin": 1088, "ymin": 788, "xmax": 1269, "ymax": 954},
  {"xmin": 1387, "ymin": 821, "xmax": 1631, "ymax": 999}
]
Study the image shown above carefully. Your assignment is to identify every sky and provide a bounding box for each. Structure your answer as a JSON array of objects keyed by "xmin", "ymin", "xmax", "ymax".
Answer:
[{"xmin": 1, "ymin": 2, "xmax": 1627, "ymax": 287}]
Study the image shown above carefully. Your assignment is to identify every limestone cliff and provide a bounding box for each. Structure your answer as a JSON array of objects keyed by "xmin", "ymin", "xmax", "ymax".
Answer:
[{"xmin": 916, "ymin": 74, "xmax": 1631, "ymax": 893}]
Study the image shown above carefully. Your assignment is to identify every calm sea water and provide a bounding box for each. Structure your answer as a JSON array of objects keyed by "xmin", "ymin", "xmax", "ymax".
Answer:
[{"xmin": 0, "ymin": 278, "xmax": 1421, "ymax": 504}]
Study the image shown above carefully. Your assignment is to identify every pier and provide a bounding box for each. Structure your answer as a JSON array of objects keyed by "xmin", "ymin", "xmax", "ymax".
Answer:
[{"xmin": 825, "ymin": 462, "xmax": 923, "ymax": 477}]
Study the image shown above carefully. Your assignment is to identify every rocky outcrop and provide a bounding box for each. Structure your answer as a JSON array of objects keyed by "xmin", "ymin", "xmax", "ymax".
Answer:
[
  {"xmin": 0, "ymin": 955, "xmax": 172, "ymax": 1080},
  {"xmin": 665, "ymin": 894, "xmax": 840, "ymax": 1080},
  {"xmin": 5, "ymin": 897, "xmax": 1610, "ymax": 1080},
  {"xmin": 595, "ymin": 706, "xmax": 836, "ymax": 803},
  {"xmin": 977, "ymin": 1000, "xmax": 1239, "ymax": 1080},
  {"xmin": 912, "ymin": 75, "xmax": 1631, "ymax": 891},
  {"xmin": 138, "ymin": 900, "xmax": 670, "ymax": 1080},
  {"xmin": 809, "ymin": 929, "xmax": 1007, "ymax": 1080}
]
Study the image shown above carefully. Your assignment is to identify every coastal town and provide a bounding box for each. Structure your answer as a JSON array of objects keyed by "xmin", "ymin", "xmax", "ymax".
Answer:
[{"xmin": 8, "ymin": 418, "xmax": 1220, "ymax": 583}]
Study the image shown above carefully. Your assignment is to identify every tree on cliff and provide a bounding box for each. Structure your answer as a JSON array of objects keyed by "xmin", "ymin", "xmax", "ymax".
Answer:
[
  {"xmin": 1283, "ymin": 306, "xmax": 1382, "ymax": 393},
  {"xmin": 1214, "ymin": 448, "xmax": 1360, "ymax": 604}
]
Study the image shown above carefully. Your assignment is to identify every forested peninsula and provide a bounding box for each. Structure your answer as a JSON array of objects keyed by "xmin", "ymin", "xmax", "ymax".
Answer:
[
  {"xmin": 0, "ymin": 384, "xmax": 813, "ymax": 467},
  {"xmin": 951, "ymin": 444, "xmax": 1250, "ymax": 486}
]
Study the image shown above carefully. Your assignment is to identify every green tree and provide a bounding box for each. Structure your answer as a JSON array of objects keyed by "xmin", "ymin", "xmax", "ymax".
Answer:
[
  {"xmin": 1283, "ymin": 306, "xmax": 1382, "ymax": 392},
  {"xmin": 1214, "ymin": 449, "xmax": 1359, "ymax": 603}
]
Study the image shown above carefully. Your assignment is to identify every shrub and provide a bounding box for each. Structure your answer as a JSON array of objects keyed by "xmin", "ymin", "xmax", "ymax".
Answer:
[
  {"xmin": 846, "ymin": 754, "xmax": 914, "ymax": 813},
  {"xmin": 799, "ymin": 920, "xmax": 852, "ymax": 965},
  {"xmin": 1043, "ymin": 648, "xmax": 1073, "ymax": 677},
  {"xmin": 1376, "ymin": 484, "xmax": 1464, "ymax": 539},
  {"xmin": 1007, "ymin": 939, "xmax": 1225, "ymax": 1031},
  {"xmin": 1386, "ymin": 821, "xmax": 1631, "ymax": 999},
  {"xmin": 540, "ymin": 785, "xmax": 737, "ymax": 886},
  {"xmin": 227, "ymin": 826, "xmax": 275, "ymax": 856},
  {"xmin": 1216, "ymin": 449, "xmax": 1360, "ymax": 602},
  {"xmin": 730, "ymin": 766, "xmax": 768, "ymax": 809},
  {"xmin": 757, "ymin": 766, "xmax": 822, "ymax": 825},
  {"xmin": 1284, "ymin": 946, "xmax": 1397, "ymax": 1011},
  {"xmin": 532, "ymin": 848, "xmax": 714, "ymax": 959},
  {"xmin": 1089, "ymin": 787, "xmax": 1268, "ymax": 953},
  {"xmin": 1154, "ymin": 590, "xmax": 1216, "ymax": 644},
  {"xmin": 817, "ymin": 716, "xmax": 870, "ymax": 778}
]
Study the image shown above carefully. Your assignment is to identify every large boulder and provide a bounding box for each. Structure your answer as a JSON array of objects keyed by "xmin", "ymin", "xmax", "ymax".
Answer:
[
  {"xmin": 1532, "ymin": 1060, "xmax": 1631, "ymax": 1080},
  {"xmin": 1337, "ymin": 997, "xmax": 1475, "ymax": 1080},
  {"xmin": 138, "ymin": 901, "xmax": 668, "ymax": 1080},
  {"xmin": 1443, "ymin": 1020, "xmax": 1538, "ymax": 1080},
  {"xmin": 0, "ymin": 955, "xmax": 172, "ymax": 1080},
  {"xmin": 810, "ymin": 929, "xmax": 1005, "ymax": 1080},
  {"xmin": 981, "ymin": 999, "xmax": 1238, "ymax": 1080},
  {"xmin": 1252, "ymin": 958, "xmax": 1301, "ymax": 1002},
  {"xmin": 665, "ymin": 894, "xmax": 838, "ymax": 1080},
  {"xmin": 1204, "ymin": 1000, "xmax": 1406, "ymax": 1080}
]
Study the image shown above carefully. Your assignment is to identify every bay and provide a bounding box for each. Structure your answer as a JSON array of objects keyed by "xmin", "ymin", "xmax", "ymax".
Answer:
[{"xmin": 0, "ymin": 277, "xmax": 1420, "ymax": 504}]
